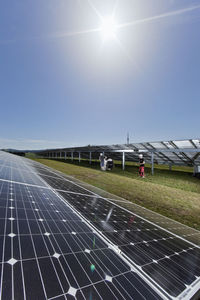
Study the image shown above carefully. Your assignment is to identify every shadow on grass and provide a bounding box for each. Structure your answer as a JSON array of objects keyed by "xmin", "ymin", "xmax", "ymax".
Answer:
[{"xmin": 47, "ymin": 157, "xmax": 198, "ymax": 184}]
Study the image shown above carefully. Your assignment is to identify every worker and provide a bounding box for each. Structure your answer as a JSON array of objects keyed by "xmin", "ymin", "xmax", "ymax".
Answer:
[
  {"xmin": 99, "ymin": 153, "xmax": 105, "ymax": 171},
  {"xmin": 106, "ymin": 157, "xmax": 113, "ymax": 171},
  {"xmin": 139, "ymin": 154, "xmax": 145, "ymax": 178}
]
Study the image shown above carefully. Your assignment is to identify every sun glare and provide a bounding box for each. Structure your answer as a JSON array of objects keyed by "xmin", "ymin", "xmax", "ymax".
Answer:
[{"xmin": 100, "ymin": 16, "xmax": 117, "ymax": 41}]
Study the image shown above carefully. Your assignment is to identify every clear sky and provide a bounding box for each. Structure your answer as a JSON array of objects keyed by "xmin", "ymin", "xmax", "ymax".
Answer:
[{"xmin": 0, "ymin": 0, "xmax": 200, "ymax": 150}]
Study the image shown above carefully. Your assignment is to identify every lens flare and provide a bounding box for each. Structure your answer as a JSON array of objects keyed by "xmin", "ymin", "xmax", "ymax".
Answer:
[
  {"xmin": 90, "ymin": 264, "xmax": 95, "ymax": 272},
  {"xmin": 100, "ymin": 16, "xmax": 117, "ymax": 40}
]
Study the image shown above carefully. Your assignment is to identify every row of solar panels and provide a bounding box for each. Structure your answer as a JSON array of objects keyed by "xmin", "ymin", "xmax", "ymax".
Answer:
[
  {"xmin": 0, "ymin": 151, "xmax": 200, "ymax": 299},
  {"xmin": 37, "ymin": 139, "xmax": 200, "ymax": 166}
]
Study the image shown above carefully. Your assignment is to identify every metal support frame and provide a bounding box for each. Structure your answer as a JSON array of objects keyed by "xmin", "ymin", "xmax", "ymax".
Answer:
[
  {"xmin": 189, "ymin": 139, "xmax": 197, "ymax": 149},
  {"xmin": 169, "ymin": 141, "xmax": 189, "ymax": 165},
  {"xmin": 140, "ymin": 143, "xmax": 157, "ymax": 163},
  {"xmin": 147, "ymin": 143, "xmax": 170, "ymax": 164},
  {"xmin": 89, "ymin": 152, "xmax": 92, "ymax": 164},
  {"xmin": 37, "ymin": 139, "xmax": 200, "ymax": 169},
  {"xmin": 122, "ymin": 152, "xmax": 125, "ymax": 170},
  {"xmin": 192, "ymin": 152, "xmax": 200, "ymax": 162},
  {"xmin": 79, "ymin": 152, "xmax": 81, "ymax": 163},
  {"xmin": 151, "ymin": 152, "xmax": 154, "ymax": 175}
]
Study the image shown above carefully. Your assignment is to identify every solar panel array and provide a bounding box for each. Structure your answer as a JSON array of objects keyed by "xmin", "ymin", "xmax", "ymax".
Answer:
[
  {"xmin": 0, "ymin": 151, "xmax": 200, "ymax": 299},
  {"xmin": 38, "ymin": 138, "xmax": 200, "ymax": 167}
]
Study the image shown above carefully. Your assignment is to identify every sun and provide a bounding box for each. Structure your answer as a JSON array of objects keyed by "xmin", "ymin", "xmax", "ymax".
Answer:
[{"xmin": 100, "ymin": 16, "xmax": 117, "ymax": 41}]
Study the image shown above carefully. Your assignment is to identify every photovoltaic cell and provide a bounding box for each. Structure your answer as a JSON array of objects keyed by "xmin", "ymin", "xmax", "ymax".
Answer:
[
  {"xmin": 57, "ymin": 192, "xmax": 200, "ymax": 297},
  {"xmin": 0, "ymin": 151, "xmax": 199, "ymax": 299}
]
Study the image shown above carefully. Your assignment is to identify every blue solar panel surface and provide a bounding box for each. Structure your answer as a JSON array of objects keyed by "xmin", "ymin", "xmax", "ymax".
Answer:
[{"xmin": 0, "ymin": 151, "xmax": 199, "ymax": 300}]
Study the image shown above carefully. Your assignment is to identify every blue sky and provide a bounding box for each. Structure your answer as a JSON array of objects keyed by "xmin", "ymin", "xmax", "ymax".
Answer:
[{"xmin": 0, "ymin": 0, "xmax": 200, "ymax": 150}]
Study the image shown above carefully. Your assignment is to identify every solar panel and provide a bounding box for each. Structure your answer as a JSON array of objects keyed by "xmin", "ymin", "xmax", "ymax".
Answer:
[
  {"xmin": 109, "ymin": 200, "xmax": 200, "ymax": 246},
  {"xmin": 0, "ymin": 151, "xmax": 200, "ymax": 299},
  {"xmin": 38, "ymin": 138, "xmax": 200, "ymax": 167}
]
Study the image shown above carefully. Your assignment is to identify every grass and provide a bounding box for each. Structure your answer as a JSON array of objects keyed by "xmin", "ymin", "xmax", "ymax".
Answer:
[{"xmin": 31, "ymin": 157, "xmax": 200, "ymax": 230}]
